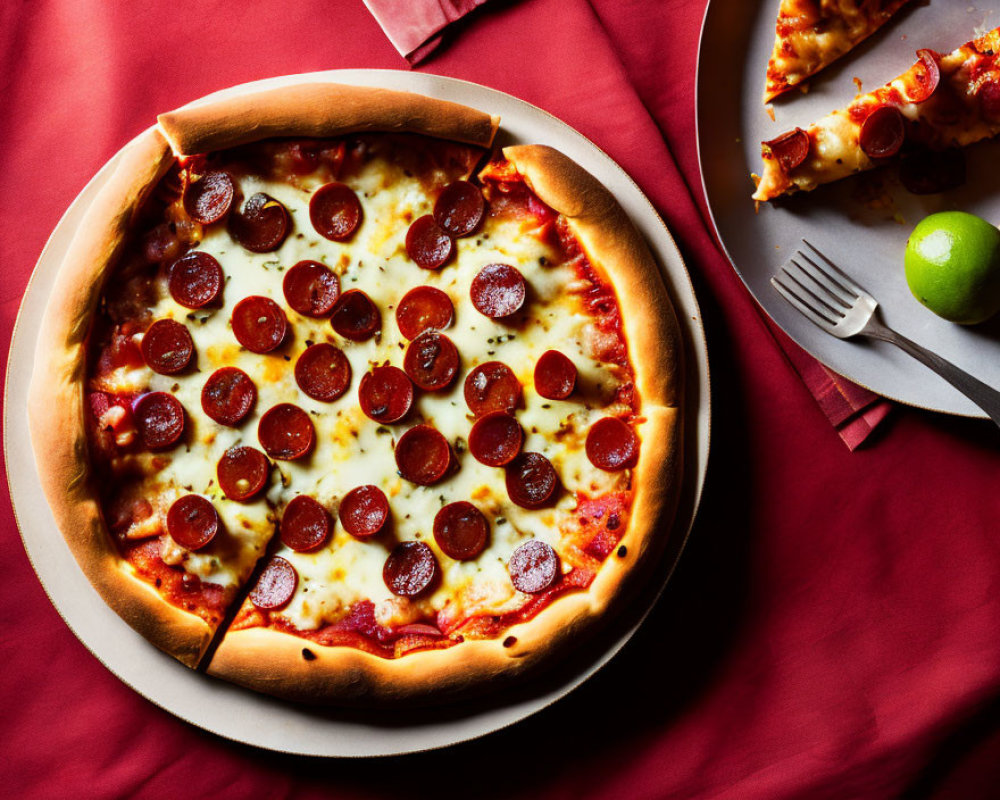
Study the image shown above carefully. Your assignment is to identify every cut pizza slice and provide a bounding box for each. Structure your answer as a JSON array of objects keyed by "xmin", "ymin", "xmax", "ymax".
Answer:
[
  {"xmin": 754, "ymin": 25, "xmax": 1000, "ymax": 202},
  {"xmin": 764, "ymin": 0, "xmax": 912, "ymax": 102}
]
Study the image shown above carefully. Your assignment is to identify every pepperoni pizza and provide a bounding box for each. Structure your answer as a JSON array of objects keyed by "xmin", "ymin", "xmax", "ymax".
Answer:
[
  {"xmin": 754, "ymin": 25, "xmax": 1000, "ymax": 202},
  {"xmin": 28, "ymin": 84, "xmax": 682, "ymax": 703}
]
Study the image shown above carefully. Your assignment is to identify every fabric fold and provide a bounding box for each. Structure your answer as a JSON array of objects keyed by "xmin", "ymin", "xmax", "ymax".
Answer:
[{"xmin": 362, "ymin": 0, "xmax": 491, "ymax": 64}]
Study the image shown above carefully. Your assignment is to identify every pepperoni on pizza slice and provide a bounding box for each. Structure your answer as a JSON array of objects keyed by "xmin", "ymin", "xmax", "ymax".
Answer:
[{"xmin": 754, "ymin": 26, "xmax": 1000, "ymax": 202}]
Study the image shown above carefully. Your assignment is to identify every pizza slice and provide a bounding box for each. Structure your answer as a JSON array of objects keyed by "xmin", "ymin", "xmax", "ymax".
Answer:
[
  {"xmin": 753, "ymin": 25, "xmax": 1000, "ymax": 202},
  {"xmin": 764, "ymin": 0, "xmax": 913, "ymax": 102}
]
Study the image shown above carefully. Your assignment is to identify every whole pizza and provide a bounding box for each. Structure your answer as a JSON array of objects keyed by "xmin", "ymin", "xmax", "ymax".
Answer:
[{"xmin": 28, "ymin": 84, "xmax": 682, "ymax": 703}]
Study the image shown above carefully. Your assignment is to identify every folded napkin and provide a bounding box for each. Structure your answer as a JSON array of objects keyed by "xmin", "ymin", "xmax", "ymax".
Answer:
[
  {"xmin": 765, "ymin": 319, "xmax": 893, "ymax": 450},
  {"xmin": 362, "ymin": 0, "xmax": 491, "ymax": 64}
]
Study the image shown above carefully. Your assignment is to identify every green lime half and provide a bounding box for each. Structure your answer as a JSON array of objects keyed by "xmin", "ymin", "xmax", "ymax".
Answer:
[{"xmin": 904, "ymin": 211, "xmax": 1000, "ymax": 325}]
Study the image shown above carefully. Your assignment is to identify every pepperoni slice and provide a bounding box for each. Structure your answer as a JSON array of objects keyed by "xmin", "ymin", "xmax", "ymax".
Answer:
[
  {"xmin": 764, "ymin": 128, "xmax": 809, "ymax": 172},
  {"xmin": 294, "ymin": 343, "xmax": 351, "ymax": 402},
  {"xmin": 166, "ymin": 495, "xmax": 219, "ymax": 551},
  {"xmin": 395, "ymin": 286, "xmax": 454, "ymax": 340},
  {"xmin": 141, "ymin": 319, "xmax": 194, "ymax": 375},
  {"xmin": 383, "ymin": 541, "xmax": 438, "ymax": 597},
  {"xmin": 406, "ymin": 215, "xmax": 453, "ymax": 270},
  {"xmin": 395, "ymin": 425, "xmax": 451, "ymax": 486},
  {"xmin": 586, "ymin": 416, "xmax": 639, "ymax": 471},
  {"xmin": 310, "ymin": 182, "xmax": 363, "ymax": 241},
  {"xmin": 183, "ymin": 170, "xmax": 234, "ymax": 224},
  {"xmin": 470, "ymin": 263, "xmax": 526, "ymax": 319},
  {"xmin": 250, "ymin": 556, "xmax": 297, "ymax": 611},
  {"xmin": 217, "ymin": 446, "xmax": 270, "ymax": 501},
  {"xmin": 860, "ymin": 106, "xmax": 906, "ymax": 159},
  {"xmin": 201, "ymin": 367, "xmax": 256, "ymax": 426},
  {"xmin": 231, "ymin": 295, "xmax": 288, "ymax": 353},
  {"xmin": 433, "ymin": 502, "xmax": 488, "ymax": 561},
  {"xmin": 168, "ymin": 251, "xmax": 224, "ymax": 309},
  {"xmin": 133, "ymin": 392, "xmax": 185, "ymax": 450},
  {"xmin": 468, "ymin": 411, "xmax": 523, "ymax": 467},
  {"xmin": 282, "ymin": 260, "xmax": 340, "ymax": 317},
  {"xmin": 228, "ymin": 193, "xmax": 290, "ymax": 253},
  {"xmin": 330, "ymin": 289, "xmax": 380, "ymax": 341},
  {"xmin": 907, "ymin": 49, "xmax": 941, "ymax": 104},
  {"xmin": 433, "ymin": 180, "xmax": 485, "ymax": 238},
  {"xmin": 534, "ymin": 350, "xmax": 577, "ymax": 400},
  {"xmin": 403, "ymin": 332, "xmax": 459, "ymax": 391},
  {"xmin": 280, "ymin": 495, "xmax": 332, "ymax": 553},
  {"xmin": 505, "ymin": 452, "xmax": 558, "ymax": 509},
  {"xmin": 508, "ymin": 540, "xmax": 560, "ymax": 594},
  {"xmin": 464, "ymin": 361, "xmax": 522, "ymax": 416},
  {"xmin": 338, "ymin": 485, "xmax": 389, "ymax": 539},
  {"xmin": 359, "ymin": 366, "xmax": 413, "ymax": 423},
  {"xmin": 258, "ymin": 403, "xmax": 315, "ymax": 460}
]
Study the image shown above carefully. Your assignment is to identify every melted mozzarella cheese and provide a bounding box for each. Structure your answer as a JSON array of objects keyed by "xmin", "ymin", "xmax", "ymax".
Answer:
[{"xmin": 132, "ymin": 148, "xmax": 630, "ymax": 629}]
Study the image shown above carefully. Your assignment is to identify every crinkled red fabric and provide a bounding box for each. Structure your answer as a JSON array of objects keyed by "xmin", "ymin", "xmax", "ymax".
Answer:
[{"xmin": 3, "ymin": 1, "xmax": 1000, "ymax": 798}]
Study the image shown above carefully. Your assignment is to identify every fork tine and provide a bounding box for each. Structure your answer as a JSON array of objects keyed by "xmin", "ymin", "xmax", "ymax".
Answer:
[
  {"xmin": 784, "ymin": 257, "xmax": 852, "ymax": 313},
  {"xmin": 771, "ymin": 274, "xmax": 840, "ymax": 328},
  {"xmin": 801, "ymin": 239, "xmax": 868, "ymax": 298},
  {"xmin": 781, "ymin": 258, "xmax": 850, "ymax": 319}
]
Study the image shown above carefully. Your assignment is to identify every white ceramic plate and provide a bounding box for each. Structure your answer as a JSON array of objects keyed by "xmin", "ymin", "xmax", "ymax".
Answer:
[
  {"xmin": 699, "ymin": 1, "xmax": 1000, "ymax": 417},
  {"xmin": 6, "ymin": 70, "xmax": 710, "ymax": 756}
]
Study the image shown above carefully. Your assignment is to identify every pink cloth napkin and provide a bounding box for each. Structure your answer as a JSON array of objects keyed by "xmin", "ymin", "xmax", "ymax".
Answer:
[
  {"xmin": 364, "ymin": 0, "xmax": 894, "ymax": 449},
  {"xmin": 363, "ymin": 0, "xmax": 491, "ymax": 63},
  {"xmin": 765, "ymin": 320, "xmax": 893, "ymax": 450}
]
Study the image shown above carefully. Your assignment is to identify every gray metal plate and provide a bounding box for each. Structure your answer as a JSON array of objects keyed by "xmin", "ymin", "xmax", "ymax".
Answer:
[{"xmin": 699, "ymin": 0, "xmax": 1000, "ymax": 417}]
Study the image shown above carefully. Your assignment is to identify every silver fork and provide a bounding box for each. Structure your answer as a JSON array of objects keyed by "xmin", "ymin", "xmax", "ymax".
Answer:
[{"xmin": 771, "ymin": 240, "xmax": 1000, "ymax": 428}]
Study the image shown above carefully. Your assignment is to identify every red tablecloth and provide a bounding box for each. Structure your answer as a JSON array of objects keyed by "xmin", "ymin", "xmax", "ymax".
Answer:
[{"xmin": 5, "ymin": 1, "xmax": 1000, "ymax": 796}]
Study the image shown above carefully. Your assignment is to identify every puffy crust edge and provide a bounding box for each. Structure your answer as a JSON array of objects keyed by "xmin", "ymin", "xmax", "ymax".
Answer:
[
  {"xmin": 157, "ymin": 83, "xmax": 500, "ymax": 155},
  {"xmin": 27, "ymin": 128, "xmax": 212, "ymax": 668},
  {"xmin": 207, "ymin": 145, "xmax": 683, "ymax": 703}
]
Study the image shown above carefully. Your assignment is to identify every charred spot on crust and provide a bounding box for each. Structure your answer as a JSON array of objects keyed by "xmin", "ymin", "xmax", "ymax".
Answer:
[
  {"xmin": 503, "ymin": 636, "xmax": 517, "ymax": 648},
  {"xmin": 302, "ymin": 648, "xmax": 317, "ymax": 661},
  {"xmin": 617, "ymin": 545, "xmax": 627, "ymax": 558}
]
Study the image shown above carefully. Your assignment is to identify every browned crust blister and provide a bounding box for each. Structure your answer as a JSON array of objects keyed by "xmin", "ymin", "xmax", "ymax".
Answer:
[{"xmin": 31, "ymin": 84, "xmax": 683, "ymax": 702}]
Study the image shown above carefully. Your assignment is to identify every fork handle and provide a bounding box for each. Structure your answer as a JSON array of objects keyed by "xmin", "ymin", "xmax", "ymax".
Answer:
[{"xmin": 863, "ymin": 320, "xmax": 1000, "ymax": 427}]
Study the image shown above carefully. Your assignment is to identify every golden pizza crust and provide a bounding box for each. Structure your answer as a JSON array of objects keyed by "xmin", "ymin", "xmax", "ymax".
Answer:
[
  {"xmin": 207, "ymin": 146, "xmax": 683, "ymax": 703},
  {"xmin": 158, "ymin": 83, "xmax": 500, "ymax": 155},
  {"xmin": 27, "ymin": 128, "xmax": 212, "ymax": 667}
]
